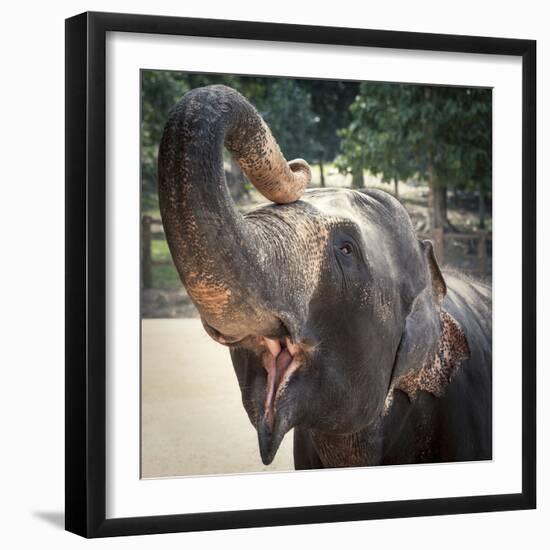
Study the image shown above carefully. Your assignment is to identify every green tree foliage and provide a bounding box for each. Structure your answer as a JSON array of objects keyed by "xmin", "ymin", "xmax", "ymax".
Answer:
[
  {"xmin": 454, "ymin": 89, "xmax": 492, "ymax": 228},
  {"xmin": 311, "ymin": 81, "xmax": 359, "ymax": 159},
  {"xmin": 255, "ymin": 79, "xmax": 319, "ymax": 161},
  {"xmin": 337, "ymin": 82, "xmax": 492, "ymax": 229},
  {"xmin": 300, "ymin": 80, "xmax": 359, "ymax": 185},
  {"xmin": 141, "ymin": 71, "xmax": 188, "ymax": 208}
]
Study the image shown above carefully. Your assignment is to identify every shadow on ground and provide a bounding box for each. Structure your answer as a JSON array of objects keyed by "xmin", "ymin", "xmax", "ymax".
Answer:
[{"xmin": 33, "ymin": 510, "xmax": 64, "ymax": 530}]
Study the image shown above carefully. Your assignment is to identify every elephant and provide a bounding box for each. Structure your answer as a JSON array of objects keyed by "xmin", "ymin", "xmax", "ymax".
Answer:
[{"xmin": 158, "ymin": 84, "xmax": 492, "ymax": 469}]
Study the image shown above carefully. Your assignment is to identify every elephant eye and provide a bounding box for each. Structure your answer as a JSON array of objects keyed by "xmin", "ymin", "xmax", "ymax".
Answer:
[{"xmin": 339, "ymin": 243, "xmax": 353, "ymax": 256}]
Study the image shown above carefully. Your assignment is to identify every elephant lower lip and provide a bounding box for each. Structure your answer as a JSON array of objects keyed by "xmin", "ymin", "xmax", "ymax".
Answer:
[
  {"xmin": 262, "ymin": 338, "xmax": 301, "ymax": 429},
  {"xmin": 258, "ymin": 418, "xmax": 275, "ymax": 465}
]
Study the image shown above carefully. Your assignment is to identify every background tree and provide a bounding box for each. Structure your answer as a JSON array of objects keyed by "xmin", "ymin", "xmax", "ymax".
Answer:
[
  {"xmin": 452, "ymin": 88, "xmax": 492, "ymax": 229},
  {"xmin": 301, "ymin": 80, "xmax": 359, "ymax": 186},
  {"xmin": 142, "ymin": 71, "xmax": 189, "ymax": 209},
  {"xmin": 255, "ymin": 79, "xmax": 319, "ymax": 162},
  {"xmin": 337, "ymin": 84, "xmax": 417, "ymax": 196},
  {"xmin": 337, "ymin": 82, "xmax": 492, "ymax": 230}
]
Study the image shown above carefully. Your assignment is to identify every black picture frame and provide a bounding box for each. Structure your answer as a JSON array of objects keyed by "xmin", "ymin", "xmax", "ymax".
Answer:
[{"xmin": 65, "ymin": 11, "xmax": 536, "ymax": 538}]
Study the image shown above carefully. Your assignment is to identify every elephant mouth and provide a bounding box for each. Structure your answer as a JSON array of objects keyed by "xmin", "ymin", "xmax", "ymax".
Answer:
[
  {"xmin": 262, "ymin": 337, "xmax": 303, "ymax": 430},
  {"xmin": 256, "ymin": 337, "xmax": 305, "ymax": 465},
  {"xmin": 204, "ymin": 323, "xmax": 313, "ymax": 464}
]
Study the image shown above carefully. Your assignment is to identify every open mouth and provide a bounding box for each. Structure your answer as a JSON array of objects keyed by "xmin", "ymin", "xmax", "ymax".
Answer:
[
  {"xmin": 203, "ymin": 323, "xmax": 309, "ymax": 464},
  {"xmin": 262, "ymin": 337, "xmax": 303, "ymax": 429}
]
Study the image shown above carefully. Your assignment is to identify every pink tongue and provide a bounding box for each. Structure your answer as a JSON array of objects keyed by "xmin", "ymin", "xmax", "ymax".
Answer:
[
  {"xmin": 275, "ymin": 349, "xmax": 293, "ymax": 388},
  {"xmin": 263, "ymin": 349, "xmax": 294, "ymax": 429}
]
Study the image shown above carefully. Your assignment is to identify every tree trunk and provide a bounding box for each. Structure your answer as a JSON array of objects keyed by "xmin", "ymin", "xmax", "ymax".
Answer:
[
  {"xmin": 431, "ymin": 183, "xmax": 449, "ymax": 230},
  {"xmin": 393, "ymin": 178, "xmax": 399, "ymax": 200},
  {"xmin": 319, "ymin": 159, "xmax": 325, "ymax": 188},
  {"xmin": 427, "ymin": 160, "xmax": 451, "ymax": 230},
  {"xmin": 351, "ymin": 165, "xmax": 364, "ymax": 189},
  {"xmin": 478, "ymin": 181, "xmax": 486, "ymax": 230}
]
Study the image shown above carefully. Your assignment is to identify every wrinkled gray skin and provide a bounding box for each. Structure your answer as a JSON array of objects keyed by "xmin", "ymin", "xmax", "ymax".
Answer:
[{"xmin": 159, "ymin": 85, "xmax": 492, "ymax": 468}]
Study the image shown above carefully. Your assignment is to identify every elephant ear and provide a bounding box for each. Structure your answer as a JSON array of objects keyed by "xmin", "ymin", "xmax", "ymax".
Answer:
[
  {"xmin": 423, "ymin": 239, "xmax": 446, "ymax": 307},
  {"xmin": 384, "ymin": 240, "xmax": 470, "ymax": 412}
]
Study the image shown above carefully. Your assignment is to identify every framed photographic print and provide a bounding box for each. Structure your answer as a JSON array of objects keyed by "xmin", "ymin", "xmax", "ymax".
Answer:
[{"xmin": 65, "ymin": 11, "xmax": 536, "ymax": 538}]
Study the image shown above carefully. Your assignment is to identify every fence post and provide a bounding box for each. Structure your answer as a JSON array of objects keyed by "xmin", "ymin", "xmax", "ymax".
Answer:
[
  {"xmin": 141, "ymin": 215, "xmax": 153, "ymax": 289},
  {"xmin": 432, "ymin": 227, "xmax": 445, "ymax": 266},
  {"xmin": 478, "ymin": 231, "xmax": 487, "ymax": 275}
]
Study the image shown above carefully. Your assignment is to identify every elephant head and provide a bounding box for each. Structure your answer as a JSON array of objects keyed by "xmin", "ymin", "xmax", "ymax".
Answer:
[{"xmin": 159, "ymin": 85, "xmax": 462, "ymax": 465}]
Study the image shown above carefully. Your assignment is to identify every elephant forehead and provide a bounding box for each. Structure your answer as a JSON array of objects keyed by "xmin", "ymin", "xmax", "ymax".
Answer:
[
  {"xmin": 248, "ymin": 188, "xmax": 365, "ymax": 229},
  {"xmin": 287, "ymin": 188, "xmax": 395, "ymax": 236},
  {"xmin": 297, "ymin": 188, "xmax": 364, "ymax": 219}
]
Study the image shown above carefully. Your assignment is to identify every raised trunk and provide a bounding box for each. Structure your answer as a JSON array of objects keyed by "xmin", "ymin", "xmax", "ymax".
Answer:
[
  {"xmin": 158, "ymin": 85, "xmax": 311, "ymax": 340},
  {"xmin": 319, "ymin": 159, "xmax": 325, "ymax": 187},
  {"xmin": 393, "ymin": 178, "xmax": 399, "ymax": 200}
]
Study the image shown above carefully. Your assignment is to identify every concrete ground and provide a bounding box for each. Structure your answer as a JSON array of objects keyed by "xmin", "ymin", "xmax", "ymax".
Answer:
[{"xmin": 141, "ymin": 319, "xmax": 294, "ymax": 478}]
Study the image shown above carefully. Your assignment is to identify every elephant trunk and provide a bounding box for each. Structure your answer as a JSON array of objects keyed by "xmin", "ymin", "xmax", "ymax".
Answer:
[{"xmin": 158, "ymin": 85, "xmax": 311, "ymax": 341}]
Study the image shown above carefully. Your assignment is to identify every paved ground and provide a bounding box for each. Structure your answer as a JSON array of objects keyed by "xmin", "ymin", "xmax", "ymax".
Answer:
[{"xmin": 141, "ymin": 319, "xmax": 294, "ymax": 478}]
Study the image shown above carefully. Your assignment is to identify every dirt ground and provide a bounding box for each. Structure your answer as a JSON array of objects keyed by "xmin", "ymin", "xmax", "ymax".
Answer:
[{"xmin": 141, "ymin": 318, "xmax": 294, "ymax": 478}]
